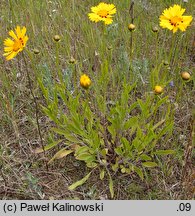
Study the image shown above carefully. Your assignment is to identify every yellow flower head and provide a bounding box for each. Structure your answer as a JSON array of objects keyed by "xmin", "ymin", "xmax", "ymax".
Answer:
[
  {"xmin": 80, "ymin": 74, "xmax": 91, "ymax": 89},
  {"xmin": 88, "ymin": 2, "xmax": 116, "ymax": 25},
  {"xmin": 159, "ymin": 4, "xmax": 193, "ymax": 33},
  {"xmin": 154, "ymin": 85, "xmax": 163, "ymax": 94},
  {"xmin": 3, "ymin": 26, "xmax": 28, "ymax": 60}
]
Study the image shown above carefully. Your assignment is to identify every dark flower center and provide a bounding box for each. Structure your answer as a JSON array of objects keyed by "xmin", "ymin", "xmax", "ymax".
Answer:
[
  {"xmin": 169, "ymin": 16, "xmax": 183, "ymax": 26},
  {"xmin": 13, "ymin": 37, "xmax": 24, "ymax": 52}
]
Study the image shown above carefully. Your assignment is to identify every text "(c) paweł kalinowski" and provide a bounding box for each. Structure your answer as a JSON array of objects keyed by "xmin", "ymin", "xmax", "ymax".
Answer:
[{"xmin": 20, "ymin": 202, "xmax": 104, "ymax": 212}]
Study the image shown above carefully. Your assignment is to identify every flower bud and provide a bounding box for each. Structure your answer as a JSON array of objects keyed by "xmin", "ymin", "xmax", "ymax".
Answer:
[
  {"xmin": 181, "ymin": 71, "xmax": 191, "ymax": 80},
  {"xmin": 69, "ymin": 56, "xmax": 76, "ymax": 64},
  {"xmin": 154, "ymin": 85, "xmax": 163, "ymax": 94},
  {"xmin": 128, "ymin": 23, "xmax": 136, "ymax": 31},
  {"xmin": 53, "ymin": 35, "xmax": 61, "ymax": 42},
  {"xmin": 33, "ymin": 48, "xmax": 40, "ymax": 55},
  {"xmin": 80, "ymin": 74, "xmax": 91, "ymax": 89},
  {"xmin": 152, "ymin": 26, "xmax": 159, "ymax": 33},
  {"xmin": 163, "ymin": 60, "xmax": 169, "ymax": 66}
]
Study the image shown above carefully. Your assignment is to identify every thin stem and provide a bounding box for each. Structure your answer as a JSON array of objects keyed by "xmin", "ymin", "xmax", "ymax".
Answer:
[
  {"xmin": 55, "ymin": 42, "xmax": 63, "ymax": 83},
  {"xmin": 155, "ymin": 33, "xmax": 159, "ymax": 66},
  {"xmin": 22, "ymin": 52, "xmax": 48, "ymax": 171},
  {"xmin": 128, "ymin": 1, "xmax": 135, "ymax": 83},
  {"xmin": 169, "ymin": 33, "xmax": 177, "ymax": 66},
  {"xmin": 0, "ymin": 165, "xmax": 7, "ymax": 187},
  {"xmin": 8, "ymin": 0, "xmax": 16, "ymax": 27}
]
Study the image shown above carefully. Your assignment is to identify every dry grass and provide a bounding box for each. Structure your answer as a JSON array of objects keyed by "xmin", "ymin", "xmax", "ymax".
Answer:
[{"xmin": 0, "ymin": 0, "xmax": 194, "ymax": 200}]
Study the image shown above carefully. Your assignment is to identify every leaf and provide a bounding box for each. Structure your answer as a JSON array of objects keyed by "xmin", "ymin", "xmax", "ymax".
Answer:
[
  {"xmin": 153, "ymin": 150, "xmax": 175, "ymax": 155},
  {"xmin": 86, "ymin": 162, "xmax": 97, "ymax": 168},
  {"xmin": 109, "ymin": 175, "xmax": 114, "ymax": 198},
  {"xmin": 142, "ymin": 162, "xmax": 158, "ymax": 168},
  {"xmin": 76, "ymin": 153, "xmax": 95, "ymax": 163},
  {"xmin": 100, "ymin": 169, "xmax": 105, "ymax": 180},
  {"xmin": 34, "ymin": 139, "xmax": 63, "ymax": 153},
  {"xmin": 134, "ymin": 166, "xmax": 144, "ymax": 180},
  {"xmin": 140, "ymin": 154, "xmax": 152, "ymax": 161},
  {"xmin": 107, "ymin": 125, "xmax": 116, "ymax": 140},
  {"xmin": 121, "ymin": 137, "xmax": 131, "ymax": 152},
  {"xmin": 156, "ymin": 122, "xmax": 173, "ymax": 140},
  {"xmin": 121, "ymin": 167, "xmax": 126, "ymax": 173},
  {"xmin": 68, "ymin": 172, "xmax": 91, "ymax": 190},
  {"xmin": 48, "ymin": 148, "xmax": 73, "ymax": 164},
  {"xmin": 114, "ymin": 145, "xmax": 124, "ymax": 155},
  {"xmin": 75, "ymin": 146, "xmax": 89, "ymax": 156},
  {"xmin": 124, "ymin": 116, "xmax": 138, "ymax": 130},
  {"xmin": 51, "ymin": 127, "xmax": 80, "ymax": 143},
  {"xmin": 152, "ymin": 119, "xmax": 165, "ymax": 130},
  {"xmin": 111, "ymin": 163, "xmax": 118, "ymax": 172}
]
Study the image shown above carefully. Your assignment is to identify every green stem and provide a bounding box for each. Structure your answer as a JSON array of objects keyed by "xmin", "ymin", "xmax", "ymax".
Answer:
[
  {"xmin": 155, "ymin": 33, "xmax": 159, "ymax": 66},
  {"xmin": 55, "ymin": 42, "xmax": 63, "ymax": 84},
  {"xmin": 169, "ymin": 34, "xmax": 177, "ymax": 66},
  {"xmin": 23, "ymin": 51, "xmax": 48, "ymax": 171}
]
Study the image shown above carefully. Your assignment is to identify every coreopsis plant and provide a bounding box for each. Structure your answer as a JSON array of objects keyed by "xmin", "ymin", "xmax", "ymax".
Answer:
[
  {"xmin": 159, "ymin": 4, "xmax": 193, "ymax": 33},
  {"xmin": 88, "ymin": 2, "xmax": 116, "ymax": 25},
  {"xmin": 3, "ymin": 25, "xmax": 48, "ymax": 169},
  {"xmin": 38, "ymin": 77, "xmax": 174, "ymax": 198},
  {"xmin": 3, "ymin": 26, "xmax": 28, "ymax": 60}
]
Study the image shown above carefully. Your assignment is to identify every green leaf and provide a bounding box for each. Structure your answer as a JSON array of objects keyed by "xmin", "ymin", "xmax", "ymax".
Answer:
[
  {"xmin": 140, "ymin": 154, "xmax": 152, "ymax": 161},
  {"xmin": 152, "ymin": 119, "xmax": 165, "ymax": 130},
  {"xmin": 86, "ymin": 162, "xmax": 97, "ymax": 168},
  {"xmin": 121, "ymin": 167, "xmax": 126, "ymax": 173},
  {"xmin": 109, "ymin": 175, "xmax": 114, "ymax": 198},
  {"xmin": 107, "ymin": 125, "xmax": 116, "ymax": 140},
  {"xmin": 134, "ymin": 166, "xmax": 144, "ymax": 180},
  {"xmin": 114, "ymin": 146, "xmax": 123, "ymax": 155},
  {"xmin": 153, "ymin": 96, "xmax": 168, "ymax": 112},
  {"xmin": 51, "ymin": 127, "xmax": 81, "ymax": 143},
  {"xmin": 124, "ymin": 117, "xmax": 138, "ymax": 130},
  {"xmin": 68, "ymin": 172, "xmax": 91, "ymax": 190},
  {"xmin": 38, "ymin": 78, "xmax": 49, "ymax": 101},
  {"xmin": 121, "ymin": 137, "xmax": 131, "ymax": 152},
  {"xmin": 76, "ymin": 153, "xmax": 95, "ymax": 162},
  {"xmin": 153, "ymin": 150, "xmax": 175, "ymax": 155},
  {"xmin": 34, "ymin": 139, "xmax": 63, "ymax": 153},
  {"xmin": 142, "ymin": 162, "xmax": 158, "ymax": 168},
  {"xmin": 100, "ymin": 169, "xmax": 105, "ymax": 180},
  {"xmin": 75, "ymin": 146, "xmax": 89, "ymax": 156},
  {"xmin": 48, "ymin": 148, "xmax": 73, "ymax": 164},
  {"xmin": 156, "ymin": 122, "xmax": 173, "ymax": 140},
  {"xmin": 111, "ymin": 163, "xmax": 118, "ymax": 172}
]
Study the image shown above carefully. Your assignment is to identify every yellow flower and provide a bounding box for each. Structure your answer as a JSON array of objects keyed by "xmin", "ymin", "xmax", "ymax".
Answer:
[
  {"xmin": 88, "ymin": 2, "xmax": 116, "ymax": 25},
  {"xmin": 3, "ymin": 26, "xmax": 28, "ymax": 60},
  {"xmin": 154, "ymin": 85, "xmax": 163, "ymax": 94},
  {"xmin": 80, "ymin": 74, "xmax": 91, "ymax": 89},
  {"xmin": 159, "ymin": 4, "xmax": 193, "ymax": 33}
]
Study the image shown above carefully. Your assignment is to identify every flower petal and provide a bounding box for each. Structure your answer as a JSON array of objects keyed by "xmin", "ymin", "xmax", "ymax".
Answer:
[{"xmin": 9, "ymin": 30, "xmax": 18, "ymax": 40}]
